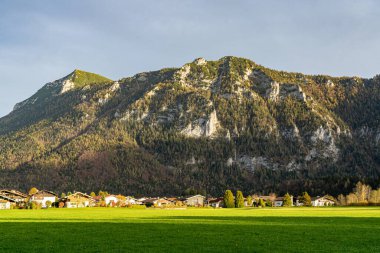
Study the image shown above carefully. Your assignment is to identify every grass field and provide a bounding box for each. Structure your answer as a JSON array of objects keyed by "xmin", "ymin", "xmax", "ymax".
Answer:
[{"xmin": 0, "ymin": 207, "xmax": 379, "ymax": 252}]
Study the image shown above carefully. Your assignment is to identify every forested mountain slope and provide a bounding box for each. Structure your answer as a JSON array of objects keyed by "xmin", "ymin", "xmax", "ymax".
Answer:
[{"xmin": 0, "ymin": 57, "xmax": 379, "ymax": 196}]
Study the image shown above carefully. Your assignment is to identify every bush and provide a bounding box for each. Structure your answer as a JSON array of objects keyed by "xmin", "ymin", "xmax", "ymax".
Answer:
[
  {"xmin": 30, "ymin": 201, "xmax": 42, "ymax": 210},
  {"xmin": 45, "ymin": 201, "xmax": 52, "ymax": 208}
]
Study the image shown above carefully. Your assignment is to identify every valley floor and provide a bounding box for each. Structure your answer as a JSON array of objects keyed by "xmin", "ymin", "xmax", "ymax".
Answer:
[{"xmin": 0, "ymin": 207, "xmax": 379, "ymax": 252}]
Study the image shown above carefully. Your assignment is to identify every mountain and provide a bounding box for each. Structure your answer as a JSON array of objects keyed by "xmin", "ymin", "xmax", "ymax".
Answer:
[{"xmin": 0, "ymin": 57, "xmax": 379, "ymax": 196}]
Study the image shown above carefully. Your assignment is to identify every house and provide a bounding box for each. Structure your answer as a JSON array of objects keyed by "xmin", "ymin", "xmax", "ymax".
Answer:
[
  {"xmin": 61, "ymin": 192, "xmax": 94, "ymax": 208},
  {"xmin": 135, "ymin": 197, "xmax": 147, "ymax": 205},
  {"xmin": 183, "ymin": 195, "xmax": 205, "ymax": 207},
  {"xmin": 124, "ymin": 196, "xmax": 136, "ymax": 205},
  {"xmin": 166, "ymin": 197, "xmax": 186, "ymax": 207},
  {"xmin": 142, "ymin": 198, "xmax": 173, "ymax": 207},
  {"xmin": 29, "ymin": 190, "xmax": 57, "ymax": 208},
  {"xmin": 105, "ymin": 195, "xmax": 119, "ymax": 206},
  {"xmin": 0, "ymin": 189, "xmax": 27, "ymax": 208},
  {"xmin": 0, "ymin": 189, "xmax": 27, "ymax": 204},
  {"xmin": 311, "ymin": 196, "xmax": 335, "ymax": 206},
  {"xmin": 208, "ymin": 197, "xmax": 224, "ymax": 208},
  {"xmin": 156, "ymin": 198, "xmax": 173, "ymax": 207},
  {"xmin": 0, "ymin": 194, "xmax": 16, "ymax": 210},
  {"xmin": 295, "ymin": 198, "xmax": 304, "ymax": 207},
  {"xmin": 0, "ymin": 199, "xmax": 11, "ymax": 210}
]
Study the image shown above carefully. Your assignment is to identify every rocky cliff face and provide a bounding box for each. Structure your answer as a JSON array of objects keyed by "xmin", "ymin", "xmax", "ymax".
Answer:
[{"xmin": 0, "ymin": 57, "xmax": 379, "ymax": 196}]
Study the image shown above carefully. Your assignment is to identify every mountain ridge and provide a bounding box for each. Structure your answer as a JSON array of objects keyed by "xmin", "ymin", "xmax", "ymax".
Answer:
[{"xmin": 0, "ymin": 56, "xmax": 379, "ymax": 196}]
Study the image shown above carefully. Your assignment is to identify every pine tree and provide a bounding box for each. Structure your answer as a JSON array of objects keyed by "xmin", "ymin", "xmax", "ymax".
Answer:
[
  {"xmin": 283, "ymin": 193, "xmax": 292, "ymax": 207},
  {"xmin": 224, "ymin": 190, "xmax": 235, "ymax": 208},
  {"xmin": 235, "ymin": 191, "xmax": 244, "ymax": 208}
]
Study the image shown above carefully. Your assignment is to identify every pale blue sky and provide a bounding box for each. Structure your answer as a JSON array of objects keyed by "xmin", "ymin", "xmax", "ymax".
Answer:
[{"xmin": 1, "ymin": 0, "xmax": 380, "ymax": 116}]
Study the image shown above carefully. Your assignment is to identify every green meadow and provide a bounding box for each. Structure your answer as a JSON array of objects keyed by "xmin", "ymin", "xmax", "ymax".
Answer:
[{"xmin": 0, "ymin": 207, "xmax": 379, "ymax": 252}]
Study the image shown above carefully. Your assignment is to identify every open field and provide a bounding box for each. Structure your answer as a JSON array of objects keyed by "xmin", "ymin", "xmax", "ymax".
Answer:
[{"xmin": 0, "ymin": 207, "xmax": 379, "ymax": 252}]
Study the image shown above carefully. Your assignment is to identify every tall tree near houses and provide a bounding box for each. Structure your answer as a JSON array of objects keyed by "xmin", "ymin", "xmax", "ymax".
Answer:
[
  {"xmin": 283, "ymin": 193, "xmax": 292, "ymax": 207},
  {"xmin": 337, "ymin": 194, "xmax": 346, "ymax": 206},
  {"xmin": 369, "ymin": 188, "xmax": 380, "ymax": 203},
  {"xmin": 235, "ymin": 191, "xmax": 244, "ymax": 208},
  {"xmin": 354, "ymin": 182, "xmax": 371, "ymax": 203},
  {"xmin": 224, "ymin": 190, "xmax": 235, "ymax": 208},
  {"xmin": 301, "ymin": 192, "xmax": 312, "ymax": 206}
]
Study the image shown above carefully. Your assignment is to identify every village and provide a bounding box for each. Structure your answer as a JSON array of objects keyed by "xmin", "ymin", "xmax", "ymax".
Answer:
[{"xmin": 0, "ymin": 188, "xmax": 336, "ymax": 210}]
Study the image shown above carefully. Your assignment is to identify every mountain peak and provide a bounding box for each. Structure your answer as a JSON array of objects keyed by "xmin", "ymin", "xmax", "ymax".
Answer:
[
  {"xmin": 11, "ymin": 69, "xmax": 112, "ymax": 112},
  {"xmin": 62, "ymin": 69, "xmax": 112, "ymax": 91}
]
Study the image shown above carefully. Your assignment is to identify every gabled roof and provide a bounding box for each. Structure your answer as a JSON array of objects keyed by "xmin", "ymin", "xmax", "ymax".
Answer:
[
  {"xmin": 31, "ymin": 190, "xmax": 57, "ymax": 197},
  {"xmin": 0, "ymin": 194, "xmax": 16, "ymax": 202},
  {"xmin": 208, "ymin": 197, "xmax": 224, "ymax": 203},
  {"xmin": 66, "ymin": 192, "xmax": 93, "ymax": 199},
  {"xmin": 166, "ymin": 197, "xmax": 180, "ymax": 202},
  {"xmin": 105, "ymin": 195, "xmax": 119, "ymax": 198},
  {"xmin": 142, "ymin": 198, "xmax": 159, "ymax": 203},
  {"xmin": 185, "ymin": 195, "xmax": 205, "ymax": 200},
  {"xmin": 0, "ymin": 189, "xmax": 27, "ymax": 198},
  {"xmin": 311, "ymin": 195, "xmax": 335, "ymax": 202}
]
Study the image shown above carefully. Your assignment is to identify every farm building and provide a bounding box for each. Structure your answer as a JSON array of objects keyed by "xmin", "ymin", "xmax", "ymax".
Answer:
[
  {"xmin": 29, "ymin": 190, "xmax": 57, "ymax": 208},
  {"xmin": 0, "ymin": 189, "xmax": 27, "ymax": 203},
  {"xmin": 0, "ymin": 199, "xmax": 11, "ymax": 210},
  {"xmin": 208, "ymin": 197, "xmax": 224, "ymax": 208},
  {"xmin": 61, "ymin": 192, "xmax": 94, "ymax": 208},
  {"xmin": 105, "ymin": 195, "xmax": 119, "ymax": 206},
  {"xmin": 184, "ymin": 195, "xmax": 205, "ymax": 207},
  {"xmin": 142, "ymin": 198, "xmax": 173, "ymax": 207},
  {"xmin": 311, "ymin": 196, "xmax": 335, "ymax": 206}
]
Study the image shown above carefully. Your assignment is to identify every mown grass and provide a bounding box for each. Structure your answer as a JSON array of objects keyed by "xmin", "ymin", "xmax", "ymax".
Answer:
[{"xmin": 0, "ymin": 207, "xmax": 379, "ymax": 252}]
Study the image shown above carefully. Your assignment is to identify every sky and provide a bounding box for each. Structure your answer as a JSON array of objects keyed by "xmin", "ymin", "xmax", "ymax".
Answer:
[{"xmin": 1, "ymin": 0, "xmax": 380, "ymax": 117}]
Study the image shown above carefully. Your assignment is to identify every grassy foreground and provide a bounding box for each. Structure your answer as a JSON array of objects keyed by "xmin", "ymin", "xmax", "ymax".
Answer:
[{"xmin": 0, "ymin": 207, "xmax": 379, "ymax": 252}]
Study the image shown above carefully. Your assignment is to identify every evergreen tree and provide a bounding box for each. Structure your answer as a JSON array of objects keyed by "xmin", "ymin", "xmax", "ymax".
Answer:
[
  {"xmin": 246, "ymin": 195, "xmax": 253, "ymax": 207},
  {"xmin": 235, "ymin": 191, "xmax": 245, "ymax": 208},
  {"xmin": 224, "ymin": 190, "xmax": 235, "ymax": 208},
  {"xmin": 283, "ymin": 193, "xmax": 292, "ymax": 207},
  {"xmin": 301, "ymin": 192, "xmax": 312, "ymax": 206}
]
